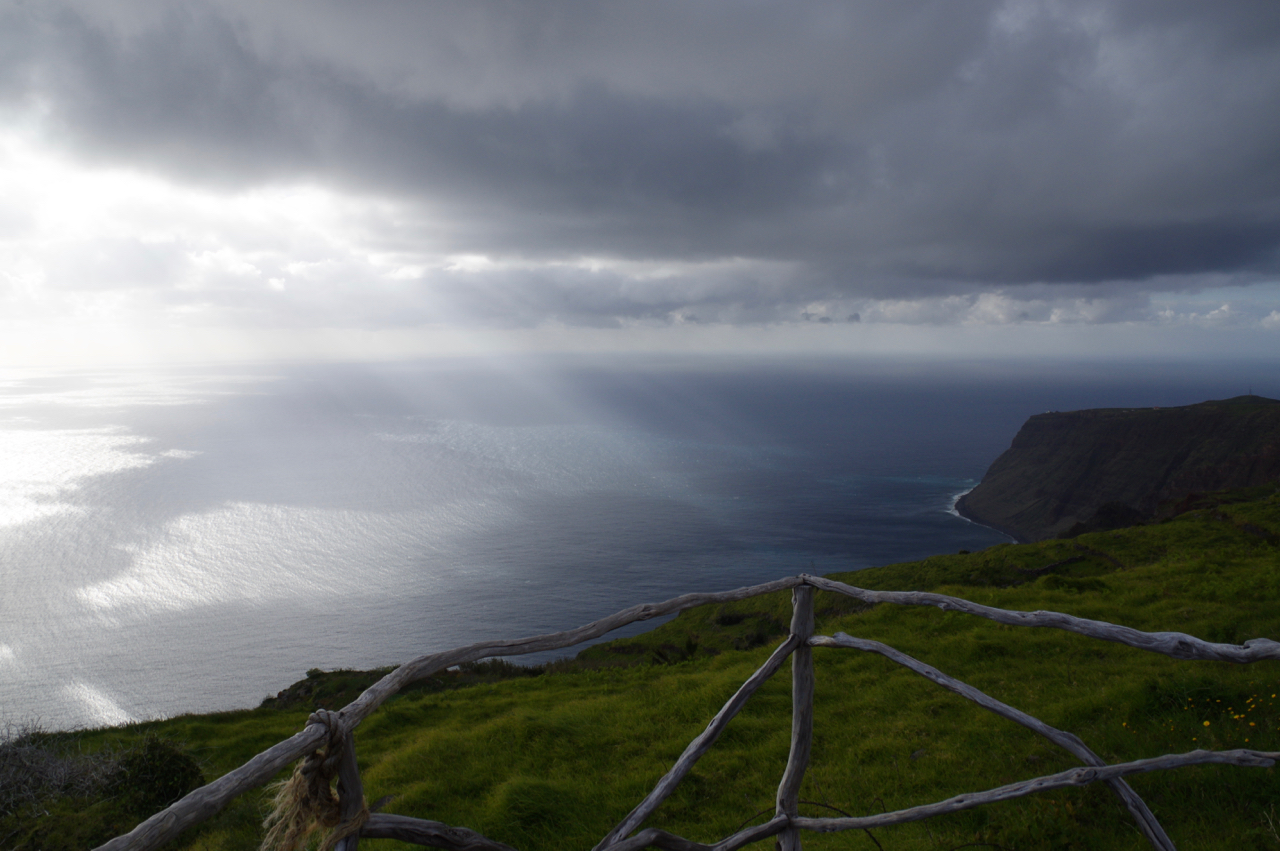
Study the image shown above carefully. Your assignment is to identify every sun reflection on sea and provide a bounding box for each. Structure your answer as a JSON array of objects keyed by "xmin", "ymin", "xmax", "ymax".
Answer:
[
  {"xmin": 62, "ymin": 682, "xmax": 136, "ymax": 727},
  {"xmin": 0, "ymin": 427, "xmax": 156, "ymax": 528}
]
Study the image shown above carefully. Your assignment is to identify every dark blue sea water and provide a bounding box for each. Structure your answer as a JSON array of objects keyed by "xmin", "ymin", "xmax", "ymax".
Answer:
[{"xmin": 2, "ymin": 356, "xmax": 1275, "ymax": 729}]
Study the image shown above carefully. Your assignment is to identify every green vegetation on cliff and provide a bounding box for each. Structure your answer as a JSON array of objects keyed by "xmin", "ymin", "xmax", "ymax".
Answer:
[
  {"xmin": 5, "ymin": 486, "xmax": 1280, "ymax": 851},
  {"xmin": 956, "ymin": 395, "xmax": 1280, "ymax": 542}
]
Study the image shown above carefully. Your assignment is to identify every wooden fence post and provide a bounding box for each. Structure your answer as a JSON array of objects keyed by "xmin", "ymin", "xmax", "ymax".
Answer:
[
  {"xmin": 333, "ymin": 726, "xmax": 367, "ymax": 851},
  {"xmin": 776, "ymin": 583, "xmax": 815, "ymax": 851}
]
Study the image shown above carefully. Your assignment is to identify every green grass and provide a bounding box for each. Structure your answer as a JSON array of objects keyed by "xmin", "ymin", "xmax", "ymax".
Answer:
[{"xmin": 6, "ymin": 486, "xmax": 1280, "ymax": 850}]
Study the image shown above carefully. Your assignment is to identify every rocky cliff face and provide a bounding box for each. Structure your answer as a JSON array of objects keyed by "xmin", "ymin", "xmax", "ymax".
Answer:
[{"xmin": 954, "ymin": 395, "xmax": 1280, "ymax": 542}]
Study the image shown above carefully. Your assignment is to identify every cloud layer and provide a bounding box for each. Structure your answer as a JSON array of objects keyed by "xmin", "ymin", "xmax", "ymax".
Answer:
[{"xmin": 1, "ymin": 0, "xmax": 1278, "ymax": 346}]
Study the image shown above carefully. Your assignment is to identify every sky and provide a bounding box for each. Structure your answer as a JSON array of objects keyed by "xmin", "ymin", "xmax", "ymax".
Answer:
[{"xmin": 1, "ymin": 0, "xmax": 1278, "ymax": 366}]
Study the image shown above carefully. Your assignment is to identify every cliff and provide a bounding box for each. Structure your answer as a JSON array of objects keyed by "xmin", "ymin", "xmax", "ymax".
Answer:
[{"xmin": 954, "ymin": 394, "xmax": 1280, "ymax": 541}]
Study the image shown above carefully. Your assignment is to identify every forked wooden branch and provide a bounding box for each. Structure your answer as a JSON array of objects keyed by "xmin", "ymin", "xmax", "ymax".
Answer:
[
  {"xmin": 358, "ymin": 808, "xmax": 790, "ymax": 851},
  {"xmin": 586, "ymin": 750, "xmax": 1277, "ymax": 851},
  {"xmin": 811, "ymin": 632, "xmax": 1174, "ymax": 850},
  {"xmin": 792, "ymin": 749, "xmax": 1278, "ymax": 834},
  {"xmin": 359, "ymin": 814, "xmax": 519, "ymax": 850},
  {"xmin": 804, "ymin": 575, "xmax": 1280, "ymax": 662},
  {"xmin": 607, "ymin": 815, "xmax": 790, "ymax": 851},
  {"xmin": 593, "ymin": 634, "xmax": 802, "ymax": 850}
]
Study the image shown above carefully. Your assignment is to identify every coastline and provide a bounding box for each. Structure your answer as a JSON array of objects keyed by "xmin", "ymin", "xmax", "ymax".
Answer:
[
  {"xmin": 945, "ymin": 486, "xmax": 973, "ymax": 519},
  {"xmin": 949, "ymin": 486, "xmax": 1021, "ymax": 543}
]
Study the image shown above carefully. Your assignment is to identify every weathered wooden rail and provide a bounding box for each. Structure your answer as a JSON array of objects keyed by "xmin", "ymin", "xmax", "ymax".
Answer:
[{"xmin": 96, "ymin": 574, "xmax": 1280, "ymax": 851}]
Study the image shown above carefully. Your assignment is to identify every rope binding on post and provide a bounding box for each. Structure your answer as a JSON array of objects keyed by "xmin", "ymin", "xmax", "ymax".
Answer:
[{"xmin": 260, "ymin": 709, "xmax": 369, "ymax": 851}]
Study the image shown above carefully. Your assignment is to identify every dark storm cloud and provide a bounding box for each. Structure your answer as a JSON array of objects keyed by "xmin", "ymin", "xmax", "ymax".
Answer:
[
  {"xmin": 2, "ymin": 0, "xmax": 1279, "ymax": 325},
  {"xmin": 9, "ymin": 7, "xmax": 849, "ymax": 242}
]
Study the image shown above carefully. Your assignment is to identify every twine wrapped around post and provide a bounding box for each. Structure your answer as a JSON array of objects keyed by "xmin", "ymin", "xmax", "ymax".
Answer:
[{"xmin": 260, "ymin": 710, "xmax": 369, "ymax": 851}]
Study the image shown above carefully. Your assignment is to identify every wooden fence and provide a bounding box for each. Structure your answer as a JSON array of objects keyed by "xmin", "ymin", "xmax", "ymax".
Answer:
[{"xmin": 95, "ymin": 574, "xmax": 1280, "ymax": 851}]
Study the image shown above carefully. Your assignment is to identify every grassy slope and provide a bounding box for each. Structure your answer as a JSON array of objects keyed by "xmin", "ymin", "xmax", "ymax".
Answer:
[{"xmin": 7, "ymin": 488, "xmax": 1280, "ymax": 851}]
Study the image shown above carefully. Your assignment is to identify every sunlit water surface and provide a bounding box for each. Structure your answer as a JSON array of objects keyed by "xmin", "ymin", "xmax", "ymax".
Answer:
[{"xmin": 1, "ymin": 357, "xmax": 1273, "ymax": 729}]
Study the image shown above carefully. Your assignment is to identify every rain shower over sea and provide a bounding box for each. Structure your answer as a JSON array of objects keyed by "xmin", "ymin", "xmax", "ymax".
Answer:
[{"xmin": 3, "ymin": 356, "xmax": 1272, "ymax": 730}]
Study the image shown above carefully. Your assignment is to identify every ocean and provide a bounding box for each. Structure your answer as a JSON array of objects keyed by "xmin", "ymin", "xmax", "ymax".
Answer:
[{"xmin": 1, "ymin": 356, "xmax": 1275, "ymax": 730}]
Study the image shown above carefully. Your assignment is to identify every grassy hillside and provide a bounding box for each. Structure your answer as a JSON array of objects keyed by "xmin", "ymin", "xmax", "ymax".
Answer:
[{"xmin": 5, "ymin": 486, "xmax": 1280, "ymax": 850}]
